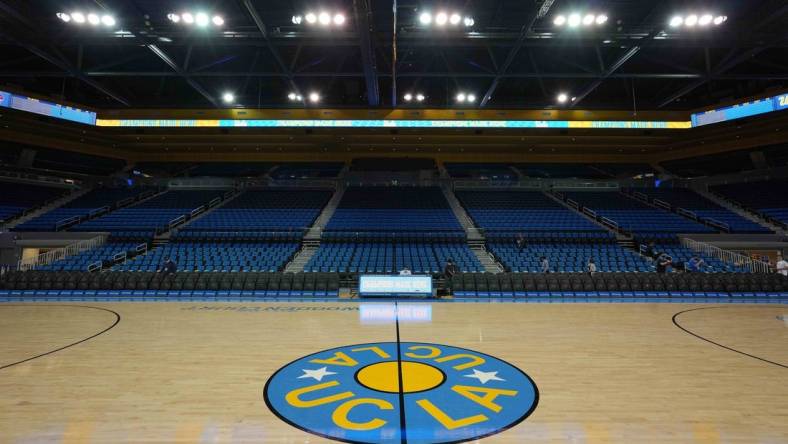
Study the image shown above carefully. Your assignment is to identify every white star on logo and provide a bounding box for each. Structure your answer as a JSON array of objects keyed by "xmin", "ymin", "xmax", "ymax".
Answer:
[
  {"xmin": 463, "ymin": 369, "xmax": 505, "ymax": 384},
  {"xmin": 297, "ymin": 367, "xmax": 337, "ymax": 382}
]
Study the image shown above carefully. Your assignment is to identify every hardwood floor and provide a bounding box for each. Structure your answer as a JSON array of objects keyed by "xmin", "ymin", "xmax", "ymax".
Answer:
[{"xmin": 0, "ymin": 302, "xmax": 785, "ymax": 443}]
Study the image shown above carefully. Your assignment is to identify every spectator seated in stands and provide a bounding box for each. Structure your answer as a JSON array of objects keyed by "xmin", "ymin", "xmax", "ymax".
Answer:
[
  {"xmin": 587, "ymin": 258, "xmax": 597, "ymax": 275},
  {"xmin": 399, "ymin": 267, "xmax": 412, "ymax": 276},
  {"xmin": 776, "ymin": 254, "xmax": 788, "ymax": 277},
  {"xmin": 685, "ymin": 256, "xmax": 706, "ymax": 272},
  {"xmin": 540, "ymin": 256, "xmax": 551, "ymax": 273},
  {"xmin": 160, "ymin": 257, "xmax": 177, "ymax": 277},
  {"xmin": 656, "ymin": 254, "xmax": 672, "ymax": 273}
]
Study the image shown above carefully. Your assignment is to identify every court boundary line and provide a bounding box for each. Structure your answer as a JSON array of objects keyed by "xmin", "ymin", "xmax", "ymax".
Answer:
[
  {"xmin": 672, "ymin": 306, "xmax": 788, "ymax": 369},
  {"xmin": 394, "ymin": 301, "xmax": 408, "ymax": 444},
  {"xmin": 0, "ymin": 304, "xmax": 121, "ymax": 371}
]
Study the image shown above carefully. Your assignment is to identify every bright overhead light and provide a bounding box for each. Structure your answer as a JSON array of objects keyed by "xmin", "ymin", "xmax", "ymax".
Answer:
[
  {"xmin": 288, "ymin": 92, "xmax": 297, "ymax": 101},
  {"xmin": 71, "ymin": 12, "xmax": 85, "ymax": 23},
  {"xmin": 101, "ymin": 15, "xmax": 116, "ymax": 27},
  {"xmin": 449, "ymin": 13, "xmax": 461, "ymax": 25},
  {"xmin": 595, "ymin": 14, "xmax": 608, "ymax": 25},
  {"xmin": 557, "ymin": 93, "xmax": 569, "ymax": 103},
  {"xmin": 309, "ymin": 92, "xmax": 320, "ymax": 103},
  {"xmin": 435, "ymin": 12, "xmax": 448, "ymax": 25},
  {"xmin": 463, "ymin": 17, "xmax": 474, "ymax": 27},
  {"xmin": 222, "ymin": 92, "xmax": 235, "ymax": 103},
  {"xmin": 669, "ymin": 16, "xmax": 683, "ymax": 27},
  {"xmin": 698, "ymin": 14, "xmax": 712, "ymax": 26},
  {"xmin": 305, "ymin": 12, "xmax": 317, "ymax": 24},
  {"xmin": 212, "ymin": 15, "xmax": 224, "ymax": 26},
  {"xmin": 56, "ymin": 12, "xmax": 71, "ymax": 22},
  {"xmin": 292, "ymin": 15, "xmax": 302, "ymax": 25},
  {"xmin": 416, "ymin": 94, "xmax": 425, "ymax": 102},
  {"xmin": 404, "ymin": 93, "xmax": 413, "ymax": 101},
  {"xmin": 333, "ymin": 14, "xmax": 345, "ymax": 25},
  {"xmin": 318, "ymin": 11, "xmax": 331, "ymax": 25},
  {"xmin": 713, "ymin": 15, "xmax": 727, "ymax": 25},
  {"xmin": 456, "ymin": 93, "xmax": 466, "ymax": 102},
  {"xmin": 419, "ymin": 12, "xmax": 432, "ymax": 24},
  {"xmin": 553, "ymin": 15, "xmax": 566, "ymax": 26},
  {"xmin": 182, "ymin": 12, "xmax": 194, "ymax": 24},
  {"xmin": 568, "ymin": 13, "xmax": 581, "ymax": 27},
  {"xmin": 684, "ymin": 14, "xmax": 698, "ymax": 26},
  {"xmin": 87, "ymin": 13, "xmax": 100, "ymax": 25},
  {"xmin": 195, "ymin": 12, "xmax": 209, "ymax": 26},
  {"xmin": 168, "ymin": 13, "xmax": 181, "ymax": 23},
  {"xmin": 582, "ymin": 14, "xmax": 595, "ymax": 25},
  {"xmin": 466, "ymin": 94, "xmax": 476, "ymax": 102}
]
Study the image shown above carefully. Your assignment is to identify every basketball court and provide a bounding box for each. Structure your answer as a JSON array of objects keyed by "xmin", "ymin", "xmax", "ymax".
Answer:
[{"xmin": 1, "ymin": 302, "xmax": 785, "ymax": 443}]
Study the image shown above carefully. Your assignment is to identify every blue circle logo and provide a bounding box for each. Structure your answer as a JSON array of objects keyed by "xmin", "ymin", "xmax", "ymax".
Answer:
[{"xmin": 264, "ymin": 342, "xmax": 539, "ymax": 443}]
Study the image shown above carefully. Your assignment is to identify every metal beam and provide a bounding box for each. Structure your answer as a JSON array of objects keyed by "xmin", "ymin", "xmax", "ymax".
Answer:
[
  {"xmin": 147, "ymin": 44, "xmax": 219, "ymax": 107},
  {"xmin": 657, "ymin": 46, "xmax": 773, "ymax": 108},
  {"xmin": 2, "ymin": 71, "xmax": 787, "ymax": 81},
  {"xmin": 353, "ymin": 0, "xmax": 380, "ymax": 106},
  {"xmin": 569, "ymin": 30, "xmax": 661, "ymax": 108},
  {"xmin": 479, "ymin": 1, "xmax": 547, "ymax": 107},
  {"xmin": 240, "ymin": 0, "xmax": 303, "ymax": 102}
]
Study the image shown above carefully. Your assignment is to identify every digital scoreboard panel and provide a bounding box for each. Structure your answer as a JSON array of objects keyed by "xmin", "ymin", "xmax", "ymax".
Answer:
[
  {"xmin": 0, "ymin": 90, "xmax": 96, "ymax": 125},
  {"xmin": 95, "ymin": 118, "xmax": 691, "ymax": 129},
  {"xmin": 692, "ymin": 92, "xmax": 788, "ymax": 127},
  {"xmin": 358, "ymin": 275, "xmax": 433, "ymax": 297}
]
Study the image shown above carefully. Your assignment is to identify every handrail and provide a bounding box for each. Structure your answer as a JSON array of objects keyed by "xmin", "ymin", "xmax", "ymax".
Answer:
[
  {"xmin": 17, "ymin": 234, "xmax": 108, "ymax": 271},
  {"xmin": 190, "ymin": 206, "xmax": 205, "ymax": 218},
  {"xmin": 117, "ymin": 196, "xmax": 135, "ymax": 207},
  {"xmin": 582, "ymin": 207, "xmax": 597, "ymax": 219},
  {"xmin": 135, "ymin": 243, "xmax": 148, "ymax": 254},
  {"xmin": 676, "ymin": 207, "xmax": 698, "ymax": 220},
  {"xmin": 113, "ymin": 251, "xmax": 127, "ymax": 265},
  {"xmin": 566, "ymin": 198, "xmax": 579, "ymax": 209},
  {"xmin": 169, "ymin": 215, "xmax": 186, "ymax": 228},
  {"xmin": 89, "ymin": 206, "xmax": 110, "ymax": 217},
  {"xmin": 87, "ymin": 261, "xmax": 102, "ymax": 273},
  {"xmin": 208, "ymin": 197, "xmax": 222, "ymax": 207},
  {"xmin": 600, "ymin": 216, "xmax": 619, "ymax": 230},
  {"xmin": 55, "ymin": 215, "xmax": 81, "ymax": 230},
  {"xmin": 681, "ymin": 237, "xmax": 771, "ymax": 274},
  {"xmin": 704, "ymin": 217, "xmax": 731, "ymax": 232},
  {"xmin": 653, "ymin": 199, "xmax": 672, "ymax": 210},
  {"xmin": 632, "ymin": 191, "xmax": 649, "ymax": 202}
]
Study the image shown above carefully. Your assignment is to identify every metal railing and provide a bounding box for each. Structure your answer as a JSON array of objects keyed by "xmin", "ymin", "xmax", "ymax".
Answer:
[
  {"xmin": 653, "ymin": 199, "xmax": 672, "ymax": 210},
  {"xmin": 17, "ymin": 234, "xmax": 108, "ymax": 271},
  {"xmin": 676, "ymin": 207, "xmax": 698, "ymax": 220},
  {"xmin": 169, "ymin": 215, "xmax": 186, "ymax": 229},
  {"xmin": 566, "ymin": 199, "xmax": 579, "ymax": 209},
  {"xmin": 632, "ymin": 191, "xmax": 649, "ymax": 202},
  {"xmin": 55, "ymin": 215, "xmax": 81, "ymax": 231},
  {"xmin": 704, "ymin": 217, "xmax": 731, "ymax": 232},
  {"xmin": 680, "ymin": 237, "xmax": 772, "ymax": 274},
  {"xmin": 599, "ymin": 216, "xmax": 619, "ymax": 230},
  {"xmin": 89, "ymin": 206, "xmax": 110, "ymax": 218}
]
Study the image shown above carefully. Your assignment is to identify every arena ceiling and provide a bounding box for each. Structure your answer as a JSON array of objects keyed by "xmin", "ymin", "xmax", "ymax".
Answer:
[{"xmin": 0, "ymin": 0, "xmax": 786, "ymax": 111}]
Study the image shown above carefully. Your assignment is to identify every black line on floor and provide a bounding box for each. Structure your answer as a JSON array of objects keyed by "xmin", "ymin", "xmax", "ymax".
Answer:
[
  {"xmin": 672, "ymin": 306, "xmax": 787, "ymax": 370},
  {"xmin": 0, "ymin": 304, "xmax": 121, "ymax": 371},
  {"xmin": 394, "ymin": 301, "xmax": 408, "ymax": 444}
]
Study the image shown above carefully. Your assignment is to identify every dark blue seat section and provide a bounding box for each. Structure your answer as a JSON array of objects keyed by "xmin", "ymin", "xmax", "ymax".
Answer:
[
  {"xmin": 628, "ymin": 187, "xmax": 771, "ymax": 233},
  {"xmin": 37, "ymin": 242, "xmax": 141, "ymax": 272},
  {"xmin": 640, "ymin": 239, "xmax": 749, "ymax": 273},
  {"xmin": 310, "ymin": 186, "xmax": 477, "ymax": 273},
  {"xmin": 113, "ymin": 241, "xmax": 300, "ymax": 273},
  {"xmin": 444, "ymin": 163, "xmax": 518, "ymax": 180},
  {"xmin": 270, "ymin": 162, "xmax": 344, "ymax": 179},
  {"xmin": 563, "ymin": 191, "xmax": 716, "ymax": 235},
  {"xmin": 172, "ymin": 231, "xmax": 303, "ymax": 242},
  {"xmin": 0, "ymin": 181, "xmax": 69, "ymax": 223},
  {"xmin": 305, "ymin": 236, "xmax": 483, "ymax": 273},
  {"xmin": 711, "ymin": 180, "xmax": 788, "ymax": 227},
  {"xmin": 184, "ymin": 189, "xmax": 332, "ymax": 232},
  {"xmin": 188, "ymin": 162, "xmax": 274, "ymax": 177},
  {"xmin": 456, "ymin": 190, "xmax": 603, "ymax": 232},
  {"xmin": 489, "ymin": 241, "xmax": 653, "ymax": 273},
  {"xmin": 71, "ymin": 189, "xmax": 227, "ymax": 236},
  {"xmin": 14, "ymin": 187, "xmax": 154, "ymax": 231},
  {"xmin": 327, "ymin": 187, "xmax": 462, "ymax": 232}
]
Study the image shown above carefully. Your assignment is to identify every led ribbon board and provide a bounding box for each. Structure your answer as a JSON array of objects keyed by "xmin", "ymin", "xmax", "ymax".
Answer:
[
  {"xmin": 692, "ymin": 92, "xmax": 788, "ymax": 127},
  {"xmin": 0, "ymin": 90, "xmax": 96, "ymax": 125},
  {"xmin": 359, "ymin": 275, "xmax": 433, "ymax": 297},
  {"xmin": 95, "ymin": 119, "xmax": 691, "ymax": 129}
]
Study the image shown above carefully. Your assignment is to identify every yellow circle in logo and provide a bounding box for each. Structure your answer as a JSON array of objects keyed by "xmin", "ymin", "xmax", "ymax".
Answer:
[{"xmin": 356, "ymin": 361, "xmax": 445, "ymax": 394}]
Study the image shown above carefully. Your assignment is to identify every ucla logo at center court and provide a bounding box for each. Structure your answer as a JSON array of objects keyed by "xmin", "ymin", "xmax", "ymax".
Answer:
[{"xmin": 264, "ymin": 342, "xmax": 539, "ymax": 443}]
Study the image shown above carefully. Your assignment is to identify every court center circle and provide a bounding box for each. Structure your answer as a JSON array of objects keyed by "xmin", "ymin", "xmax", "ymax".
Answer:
[{"xmin": 355, "ymin": 361, "xmax": 445, "ymax": 393}]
